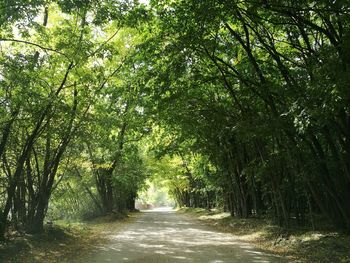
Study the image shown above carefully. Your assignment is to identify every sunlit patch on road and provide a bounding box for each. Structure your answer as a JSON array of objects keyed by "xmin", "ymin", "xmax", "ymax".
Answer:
[{"xmin": 81, "ymin": 209, "xmax": 286, "ymax": 263}]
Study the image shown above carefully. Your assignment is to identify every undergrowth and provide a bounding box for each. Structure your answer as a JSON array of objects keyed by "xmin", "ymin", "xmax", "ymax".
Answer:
[{"xmin": 179, "ymin": 208, "xmax": 350, "ymax": 263}]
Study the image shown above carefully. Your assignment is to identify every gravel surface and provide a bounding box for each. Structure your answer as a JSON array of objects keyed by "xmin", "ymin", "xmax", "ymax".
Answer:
[{"xmin": 80, "ymin": 208, "xmax": 287, "ymax": 263}]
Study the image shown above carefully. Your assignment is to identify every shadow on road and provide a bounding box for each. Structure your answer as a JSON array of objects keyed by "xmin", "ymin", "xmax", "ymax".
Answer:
[{"xmin": 81, "ymin": 208, "xmax": 286, "ymax": 263}]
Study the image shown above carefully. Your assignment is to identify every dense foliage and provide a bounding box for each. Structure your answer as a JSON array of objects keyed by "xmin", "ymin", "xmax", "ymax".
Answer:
[{"xmin": 1, "ymin": 0, "xmax": 350, "ymax": 240}]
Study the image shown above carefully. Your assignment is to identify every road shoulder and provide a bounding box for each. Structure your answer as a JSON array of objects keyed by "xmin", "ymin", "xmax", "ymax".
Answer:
[
  {"xmin": 178, "ymin": 208, "xmax": 350, "ymax": 263},
  {"xmin": 0, "ymin": 212, "xmax": 140, "ymax": 263}
]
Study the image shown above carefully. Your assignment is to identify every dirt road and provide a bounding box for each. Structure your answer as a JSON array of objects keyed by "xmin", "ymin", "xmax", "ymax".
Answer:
[{"xmin": 81, "ymin": 208, "xmax": 286, "ymax": 263}]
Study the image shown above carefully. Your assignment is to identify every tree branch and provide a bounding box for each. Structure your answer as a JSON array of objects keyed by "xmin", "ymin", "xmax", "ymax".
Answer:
[{"xmin": 0, "ymin": 38, "xmax": 70, "ymax": 60}]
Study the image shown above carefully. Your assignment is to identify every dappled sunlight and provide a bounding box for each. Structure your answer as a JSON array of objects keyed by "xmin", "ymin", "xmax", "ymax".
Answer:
[
  {"xmin": 82, "ymin": 210, "xmax": 285, "ymax": 263},
  {"xmin": 199, "ymin": 212, "xmax": 232, "ymax": 220},
  {"xmin": 144, "ymin": 207, "xmax": 175, "ymax": 212}
]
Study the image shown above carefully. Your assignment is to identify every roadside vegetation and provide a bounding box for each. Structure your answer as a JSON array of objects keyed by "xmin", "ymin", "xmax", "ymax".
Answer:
[
  {"xmin": 180, "ymin": 208, "xmax": 350, "ymax": 263},
  {"xmin": 0, "ymin": 212, "xmax": 136, "ymax": 263}
]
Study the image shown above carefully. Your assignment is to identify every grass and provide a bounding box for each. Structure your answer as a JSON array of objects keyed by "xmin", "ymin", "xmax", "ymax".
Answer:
[
  {"xmin": 179, "ymin": 208, "xmax": 350, "ymax": 263},
  {"xmin": 0, "ymin": 212, "xmax": 135, "ymax": 263}
]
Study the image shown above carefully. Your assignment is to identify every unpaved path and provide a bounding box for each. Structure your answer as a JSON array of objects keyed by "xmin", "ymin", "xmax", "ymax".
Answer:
[{"xmin": 80, "ymin": 208, "xmax": 286, "ymax": 263}]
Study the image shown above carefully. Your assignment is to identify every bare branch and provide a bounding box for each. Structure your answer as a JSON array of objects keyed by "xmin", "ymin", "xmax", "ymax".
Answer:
[{"xmin": 0, "ymin": 38, "xmax": 70, "ymax": 60}]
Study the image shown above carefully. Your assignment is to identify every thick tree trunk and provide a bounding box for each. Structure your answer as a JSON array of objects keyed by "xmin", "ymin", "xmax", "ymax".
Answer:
[
  {"xmin": 127, "ymin": 192, "xmax": 137, "ymax": 211},
  {"xmin": 27, "ymin": 194, "xmax": 49, "ymax": 233}
]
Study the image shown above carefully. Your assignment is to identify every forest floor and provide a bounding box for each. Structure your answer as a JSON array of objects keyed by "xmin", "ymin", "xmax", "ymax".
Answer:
[
  {"xmin": 0, "ymin": 212, "xmax": 133, "ymax": 263},
  {"xmin": 179, "ymin": 208, "xmax": 350, "ymax": 263},
  {"xmin": 1, "ymin": 209, "xmax": 349, "ymax": 262},
  {"xmin": 1, "ymin": 208, "xmax": 285, "ymax": 263}
]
